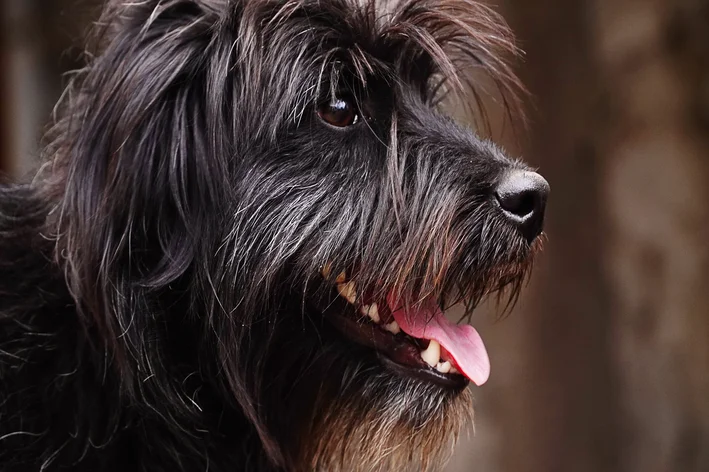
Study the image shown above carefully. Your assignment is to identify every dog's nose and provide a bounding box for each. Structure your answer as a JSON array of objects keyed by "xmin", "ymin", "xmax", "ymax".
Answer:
[{"xmin": 494, "ymin": 170, "xmax": 550, "ymax": 243}]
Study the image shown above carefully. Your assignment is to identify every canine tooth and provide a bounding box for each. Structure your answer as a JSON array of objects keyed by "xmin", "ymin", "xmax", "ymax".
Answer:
[
  {"xmin": 363, "ymin": 303, "xmax": 380, "ymax": 323},
  {"xmin": 436, "ymin": 361, "xmax": 452, "ymax": 374},
  {"xmin": 420, "ymin": 340, "xmax": 440, "ymax": 367},
  {"xmin": 337, "ymin": 282, "xmax": 356, "ymax": 304},
  {"xmin": 384, "ymin": 321, "xmax": 400, "ymax": 334}
]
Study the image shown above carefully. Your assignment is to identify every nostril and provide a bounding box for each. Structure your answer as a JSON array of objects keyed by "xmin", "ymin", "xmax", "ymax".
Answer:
[
  {"xmin": 496, "ymin": 189, "xmax": 538, "ymax": 220},
  {"xmin": 494, "ymin": 170, "xmax": 550, "ymax": 243}
]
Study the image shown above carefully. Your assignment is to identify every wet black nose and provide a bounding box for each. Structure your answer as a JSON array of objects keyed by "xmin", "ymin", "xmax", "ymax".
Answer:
[{"xmin": 494, "ymin": 170, "xmax": 550, "ymax": 243}]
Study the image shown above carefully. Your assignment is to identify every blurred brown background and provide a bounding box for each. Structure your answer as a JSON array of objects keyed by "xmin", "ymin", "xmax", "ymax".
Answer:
[{"xmin": 1, "ymin": 1, "xmax": 708, "ymax": 471}]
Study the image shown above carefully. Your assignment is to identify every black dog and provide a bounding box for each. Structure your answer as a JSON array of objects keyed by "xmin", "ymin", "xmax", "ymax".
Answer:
[{"xmin": 0, "ymin": 1, "xmax": 548, "ymax": 470}]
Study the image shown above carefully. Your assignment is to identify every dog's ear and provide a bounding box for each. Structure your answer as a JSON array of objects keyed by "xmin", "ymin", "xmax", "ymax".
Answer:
[
  {"xmin": 52, "ymin": 0, "xmax": 232, "ymax": 361},
  {"xmin": 48, "ymin": 4, "xmax": 293, "ymax": 463}
]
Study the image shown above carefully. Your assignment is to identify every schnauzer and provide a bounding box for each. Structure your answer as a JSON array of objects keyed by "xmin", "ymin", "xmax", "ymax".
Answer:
[{"xmin": 0, "ymin": 0, "xmax": 549, "ymax": 471}]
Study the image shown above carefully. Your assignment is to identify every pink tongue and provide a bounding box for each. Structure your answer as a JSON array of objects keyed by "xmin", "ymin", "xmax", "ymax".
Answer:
[{"xmin": 387, "ymin": 295, "xmax": 490, "ymax": 386}]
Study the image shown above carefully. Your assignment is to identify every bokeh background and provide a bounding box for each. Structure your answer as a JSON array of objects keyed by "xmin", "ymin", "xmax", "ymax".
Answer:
[{"xmin": 2, "ymin": 1, "xmax": 708, "ymax": 471}]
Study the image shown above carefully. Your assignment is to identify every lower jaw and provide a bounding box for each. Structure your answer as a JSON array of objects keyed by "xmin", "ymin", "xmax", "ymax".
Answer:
[
  {"xmin": 324, "ymin": 309, "xmax": 469, "ymax": 390},
  {"xmin": 378, "ymin": 356, "xmax": 469, "ymax": 389}
]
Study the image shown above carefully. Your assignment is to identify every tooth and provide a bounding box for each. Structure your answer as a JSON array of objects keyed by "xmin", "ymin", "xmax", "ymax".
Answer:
[
  {"xmin": 322, "ymin": 263, "xmax": 347, "ymax": 283},
  {"xmin": 321, "ymin": 263, "xmax": 332, "ymax": 278},
  {"xmin": 449, "ymin": 365, "xmax": 460, "ymax": 375},
  {"xmin": 362, "ymin": 303, "xmax": 380, "ymax": 323},
  {"xmin": 337, "ymin": 282, "xmax": 356, "ymax": 304},
  {"xmin": 420, "ymin": 340, "xmax": 440, "ymax": 367},
  {"xmin": 384, "ymin": 321, "xmax": 400, "ymax": 334},
  {"xmin": 436, "ymin": 361, "xmax": 452, "ymax": 374},
  {"xmin": 361, "ymin": 304, "xmax": 381, "ymax": 323}
]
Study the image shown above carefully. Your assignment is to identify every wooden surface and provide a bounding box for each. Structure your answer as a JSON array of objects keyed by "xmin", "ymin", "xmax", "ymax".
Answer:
[
  {"xmin": 0, "ymin": 0, "xmax": 98, "ymax": 177},
  {"xmin": 0, "ymin": 2, "xmax": 10, "ymax": 175},
  {"xmin": 449, "ymin": 1, "xmax": 709, "ymax": 471}
]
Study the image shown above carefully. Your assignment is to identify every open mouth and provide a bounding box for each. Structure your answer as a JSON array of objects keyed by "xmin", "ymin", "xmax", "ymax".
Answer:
[{"xmin": 317, "ymin": 265, "xmax": 490, "ymax": 389}]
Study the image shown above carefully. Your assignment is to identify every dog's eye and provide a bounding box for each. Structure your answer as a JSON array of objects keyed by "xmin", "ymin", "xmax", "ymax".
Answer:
[{"xmin": 317, "ymin": 97, "xmax": 359, "ymax": 128}]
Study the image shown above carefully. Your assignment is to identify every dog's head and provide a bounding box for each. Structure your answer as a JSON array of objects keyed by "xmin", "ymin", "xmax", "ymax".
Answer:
[{"xmin": 47, "ymin": 0, "xmax": 548, "ymax": 470}]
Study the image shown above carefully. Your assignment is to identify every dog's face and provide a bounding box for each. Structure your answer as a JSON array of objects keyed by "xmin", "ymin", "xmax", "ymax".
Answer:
[{"xmin": 52, "ymin": 0, "xmax": 548, "ymax": 470}]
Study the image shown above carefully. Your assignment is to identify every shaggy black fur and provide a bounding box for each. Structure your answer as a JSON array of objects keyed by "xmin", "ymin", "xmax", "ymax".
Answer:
[{"xmin": 0, "ymin": 1, "xmax": 545, "ymax": 471}]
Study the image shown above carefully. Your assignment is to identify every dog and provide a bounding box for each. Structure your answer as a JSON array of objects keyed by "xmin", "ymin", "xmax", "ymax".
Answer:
[{"xmin": 0, "ymin": 0, "xmax": 549, "ymax": 471}]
